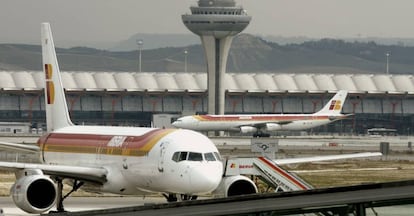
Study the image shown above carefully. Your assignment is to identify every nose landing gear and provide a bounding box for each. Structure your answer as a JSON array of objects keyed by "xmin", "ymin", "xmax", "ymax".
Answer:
[{"xmin": 163, "ymin": 193, "xmax": 198, "ymax": 202}]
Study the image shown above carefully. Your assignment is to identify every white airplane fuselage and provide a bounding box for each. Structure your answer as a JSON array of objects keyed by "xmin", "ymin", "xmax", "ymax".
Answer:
[
  {"xmin": 38, "ymin": 126, "xmax": 223, "ymax": 195},
  {"xmin": 173, "ymin": 114, "xmax": 345, "ymax": 132}
]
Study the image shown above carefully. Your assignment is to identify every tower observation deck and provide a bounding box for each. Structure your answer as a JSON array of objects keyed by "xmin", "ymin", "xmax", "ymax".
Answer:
[{"xmin": 182, "ymin": 0, "xmax": 251, "ymax": 115}]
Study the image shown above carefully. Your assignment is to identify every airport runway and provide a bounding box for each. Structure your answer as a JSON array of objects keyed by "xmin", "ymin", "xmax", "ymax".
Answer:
[
  {"xmin": 211, "ymin": 135, "xmax": 413, "ymax": 147},
  {"xmin": 211, "ymin": 136, "xmax": 414, "ymax": 161},
  {"xmin": 0, "ymin": 196, "xmax": 166, "ymax": 216}
]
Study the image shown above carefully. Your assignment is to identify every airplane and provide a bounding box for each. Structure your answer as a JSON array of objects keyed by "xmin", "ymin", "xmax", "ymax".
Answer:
[
  {"xmin": 0, "ymin": 23, "xmax": 225, "ymax": 214},
  {"xmin": 0, "ymin": 23, "xmax": 380, "ymax": 214},
  {"xmin": 172, "ymin": 90, "xmax": 351, "ymax": 137}
]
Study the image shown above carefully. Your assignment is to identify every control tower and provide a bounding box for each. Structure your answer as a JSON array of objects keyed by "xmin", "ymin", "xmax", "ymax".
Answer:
[{"xmin": 182, "ymin": 0, "xmax": 251, "ymax": 115}]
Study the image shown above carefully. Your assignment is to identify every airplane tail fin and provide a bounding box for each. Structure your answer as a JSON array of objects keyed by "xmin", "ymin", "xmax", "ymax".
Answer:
[
  {"xmin": 41, "ymin": 23, "xmax": 73, "ymax": 132},
  {"xmin": 315, "ymin": 90, "xmax": 348, "ymax": 115}
]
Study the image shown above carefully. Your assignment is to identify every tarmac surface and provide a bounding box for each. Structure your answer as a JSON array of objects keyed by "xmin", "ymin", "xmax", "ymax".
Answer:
[{"xmin": 0, "ymin": 196, "xmax": 166, "ymax": 216}]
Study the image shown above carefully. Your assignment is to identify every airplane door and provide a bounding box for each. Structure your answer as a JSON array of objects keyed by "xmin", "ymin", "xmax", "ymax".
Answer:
[
  {"xmin": 122, "ymin": 137, "xmax": 133, "ymax": 170},
  {"xmin": 158, "ymin": 141, "xmax": 168, "ymax": 173},
  {"xmin": 96, "ymin": 137, "xmax": 105, "ymax": 160},
  {"xmin": 40, "ymin": 133, "xmax": 52, "ymax": 163}
]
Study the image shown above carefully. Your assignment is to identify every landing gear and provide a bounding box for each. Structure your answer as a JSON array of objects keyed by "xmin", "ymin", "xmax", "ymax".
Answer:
[
  {"xmin": 253, "ymin": 131, "xmax": 270, "ymax": 138},
  {"xmin": 53, "ymin": 178, "xmax": 84, "ymax": 213},
  {"xmin": 178, "ymin": 194, "xmax": 198, "ymax": 201},
  {"xmin": 163, "ymin": 193, "xmax": 198, "ymax": 202},
  {"xmin": 164, "ymin": 193, "xmax": 178, "ymax": 202}
]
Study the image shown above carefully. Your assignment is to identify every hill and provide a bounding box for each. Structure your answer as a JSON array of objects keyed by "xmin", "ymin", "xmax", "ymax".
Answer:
[{"xmin": 1, "ymin": 34, "xmax": 414, "ymax": 74}]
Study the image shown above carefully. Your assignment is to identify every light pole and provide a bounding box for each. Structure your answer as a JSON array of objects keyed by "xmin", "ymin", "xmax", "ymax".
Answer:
[
  {"xmin": 137, "ymin": 39, "xmax": 143, "ymax": 72},
  {"xmin": 184, "ymin": 49, "xmax": 188, "ymax": 73},
  {"xmin": 385, "ymin": 52, "xmax": 390, "ymax": 75}
]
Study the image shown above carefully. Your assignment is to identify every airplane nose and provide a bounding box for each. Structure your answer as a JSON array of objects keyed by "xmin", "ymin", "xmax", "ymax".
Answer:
[
  {"xmin": 171, "ymin": 120, "xmax": 182, "ymax": 128},
  {"xmin": 189, "ymin": 163, "xmax": 223, "ymax": 193}
]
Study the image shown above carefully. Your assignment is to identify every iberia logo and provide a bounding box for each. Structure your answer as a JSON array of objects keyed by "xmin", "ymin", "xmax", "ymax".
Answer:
[
  {"xmin": 230, "ymin": 163, "xmax": 236, "ymax": 168},
  {"xmin": 44, "ymin": 64, "xmax": 55, "ymax": 105},
  {"xmin": 329, "ymin": 100, "xmax": 342, "ymax": 110}
]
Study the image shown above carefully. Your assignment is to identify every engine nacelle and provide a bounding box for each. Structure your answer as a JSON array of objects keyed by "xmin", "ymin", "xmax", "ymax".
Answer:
[
  {"xmin": 212, "ymin": 175, "xmax": 258, "ymax": 198},
  {"xmin": 240, "ymin": 126, "xmax": 257, "ymax": 133},
  {"xmin": 265, "ymin": 123, "xmax": 282, "ymax": 131},
  {"xmin": 11, "ymin": 175, "xmax": 57, "ymax": 214}
]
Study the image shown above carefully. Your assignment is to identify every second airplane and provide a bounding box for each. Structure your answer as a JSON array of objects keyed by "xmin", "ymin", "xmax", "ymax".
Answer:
[{"xmin": 173, "ymin": 90, "xmax": 351, "ymax": 137}]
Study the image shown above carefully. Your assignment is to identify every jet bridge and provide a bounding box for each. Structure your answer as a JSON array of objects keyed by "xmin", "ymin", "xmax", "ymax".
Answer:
[{"xmin": 224, "ymin": 157, "xmax": 313, "ymax": 192}]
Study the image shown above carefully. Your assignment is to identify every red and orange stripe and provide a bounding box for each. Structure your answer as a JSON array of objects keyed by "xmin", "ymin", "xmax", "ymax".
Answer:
[{"xmin": 39, "ymin": 129, "xmax": 176, "ymax": 157}]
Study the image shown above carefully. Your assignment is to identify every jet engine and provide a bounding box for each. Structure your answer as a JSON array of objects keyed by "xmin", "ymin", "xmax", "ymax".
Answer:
[
  {"xmin": 11, "ymin": 175, "xmax": 57, "ymax": 214},
  {"xmin": 240, "ymin": 126, "xmax": 257, "ymax": 133},
  {"xmin": 212, "ymin": 175, "xmax": 258, "ymax": 197},
  {"xmin": 265, "ymin": 123, "xmax": 282, "ymax": 131}
]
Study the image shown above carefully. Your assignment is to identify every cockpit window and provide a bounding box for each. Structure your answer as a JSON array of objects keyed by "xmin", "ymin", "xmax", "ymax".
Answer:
[
  {"xmin": 188, "ymin": 152, "xmax": 203, "ymax": 161},
  {"xmin": 214, "ymin": 152, "xmax": 222, "ymax": 161},
  {"xmin": 172, "ymin": 151, "xmax": 219, "ymax": 162},
  {"xmin": 172, "ymin": 152, "xmax": 188, "ymax": 162},
  {"xmin": 204, "ymin": 152, "xmax": 216, "ymax": 161},
  {"xmin": 172, "ymin": 152, "xmax": 180, "ymax": 162},
  {"xmin": 179, "ymin": 152, "xmax": 188, "ymax": 161}
]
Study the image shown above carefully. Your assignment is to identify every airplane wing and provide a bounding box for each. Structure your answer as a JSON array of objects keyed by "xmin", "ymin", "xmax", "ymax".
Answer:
[
  {"xmin": 239, "ymin": 121, "xmax": 293, "ymax": 130},
  {"xmin": 267, "ymin": 121, "xmax": 293, "ymax": 125},
  {"xmin": 0, "ymin": 141, "xmax": 40, "ymax": 153},
  {"xmin": 0, "ymin": 161, "xmax": 107, "ymax": 183},
  {"xmin": 274, "ymin": 152, "xmax": 382, "ymax": 165},
  {"xmin": 249, "ymin": 121, "xmax": 293, "ymax": 127},
  {"xmin": 0, "ymin": 141, "xmax": 107, "ymax": 183}
]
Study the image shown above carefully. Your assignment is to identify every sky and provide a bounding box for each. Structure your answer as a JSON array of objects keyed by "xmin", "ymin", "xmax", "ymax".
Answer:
[{"xmin": 1, "ymin": 0, "xmax": 414, "ymax": 46}]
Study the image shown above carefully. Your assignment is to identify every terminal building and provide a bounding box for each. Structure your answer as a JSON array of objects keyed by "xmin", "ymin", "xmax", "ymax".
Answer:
[{"xmin": 0, "ymin": 70, "xmax": 413, "ymax": 135}]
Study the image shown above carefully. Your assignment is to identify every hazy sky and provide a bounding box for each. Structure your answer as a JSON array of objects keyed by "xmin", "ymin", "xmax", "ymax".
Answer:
[{"xmin": 1, "ymin": 0, "xmax": 414, "ymax": 45}]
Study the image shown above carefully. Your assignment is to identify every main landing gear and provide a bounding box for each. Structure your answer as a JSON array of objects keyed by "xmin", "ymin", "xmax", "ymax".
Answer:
[
  {"xmin": 163, "ymin": 193, "xmax": 198, "ymax": 202},
  {"xmin": 52, "ymin": 178, "xmax": 84, "ymax": 213}
]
